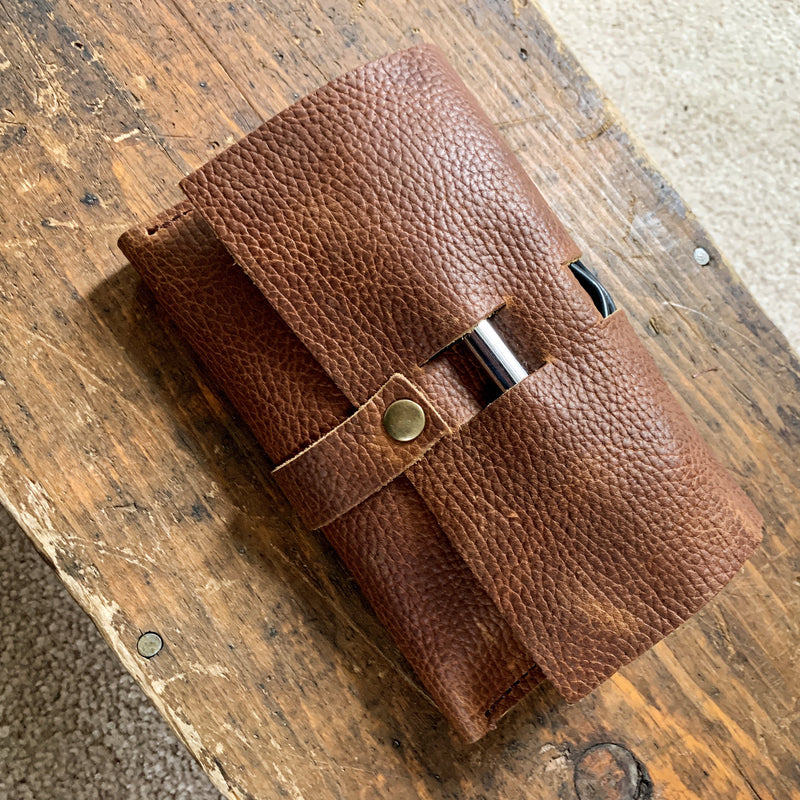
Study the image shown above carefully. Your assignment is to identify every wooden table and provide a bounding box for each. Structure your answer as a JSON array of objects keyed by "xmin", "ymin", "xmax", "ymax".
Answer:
[{"xmin": 2, "ymin": 1, "xmax": 798, "ymax": 798}]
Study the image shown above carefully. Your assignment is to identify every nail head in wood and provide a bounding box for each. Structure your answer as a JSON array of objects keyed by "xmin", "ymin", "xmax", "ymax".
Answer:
[{"xmin": 137, "ymin": 631, "xmax": 163, "ymax": 659}]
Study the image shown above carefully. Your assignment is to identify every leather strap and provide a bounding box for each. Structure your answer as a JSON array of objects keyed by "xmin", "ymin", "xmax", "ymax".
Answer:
[{"xmin": 272, "ymin": 372, "xmax": 450, "ymax": 529}]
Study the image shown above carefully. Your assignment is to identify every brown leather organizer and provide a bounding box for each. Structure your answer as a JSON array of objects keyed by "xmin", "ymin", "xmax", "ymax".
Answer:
[{"xmin": 118, "ymin": 44, "xmax": 763, "ymax": 742}]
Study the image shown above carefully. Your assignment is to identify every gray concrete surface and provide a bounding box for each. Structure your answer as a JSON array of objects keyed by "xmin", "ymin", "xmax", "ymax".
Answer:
[{"xmin": 1, "ymin": 3, "xmax": 798, "ymax": 798}]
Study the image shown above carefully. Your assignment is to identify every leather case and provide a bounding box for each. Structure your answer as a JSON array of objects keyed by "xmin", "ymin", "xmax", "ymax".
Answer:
[{"xmin": 117, "ymin": 44, "xmax": 763, "ymax": 742}]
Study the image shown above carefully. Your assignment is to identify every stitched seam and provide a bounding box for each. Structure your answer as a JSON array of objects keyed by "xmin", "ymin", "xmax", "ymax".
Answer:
[
  {"xmin": 484, "ymin": 668, "xmax": 533, "ymax": 719},
  {"xmin": 146, "ymin": 207, "xmax": 192, "ymax": 235}
]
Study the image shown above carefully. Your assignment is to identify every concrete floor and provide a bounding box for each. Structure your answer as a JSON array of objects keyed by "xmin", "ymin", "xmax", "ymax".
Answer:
[{"xmin": 1, "ymin": 3, "xmax": 798, "ymax": 798}]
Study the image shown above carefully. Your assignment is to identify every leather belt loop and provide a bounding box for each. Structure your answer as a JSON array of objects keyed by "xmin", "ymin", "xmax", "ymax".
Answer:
[{"xmin": 272, "ymin": 373, "xmax": 450, "ymax": 529}]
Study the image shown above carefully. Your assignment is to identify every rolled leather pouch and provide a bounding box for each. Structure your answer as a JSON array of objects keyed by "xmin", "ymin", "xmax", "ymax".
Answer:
[{"xmin": 118, "ymin": 44, "xmax": 763, "ymax": 742}]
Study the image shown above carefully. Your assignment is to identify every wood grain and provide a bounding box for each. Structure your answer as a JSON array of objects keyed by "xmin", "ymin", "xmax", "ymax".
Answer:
[{"xmin": 1, "ymin": 0, "xmax": 798, "ymax": 797}]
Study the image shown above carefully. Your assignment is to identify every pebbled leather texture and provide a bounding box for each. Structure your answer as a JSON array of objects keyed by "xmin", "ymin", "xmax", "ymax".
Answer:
[
  {"xmin": 180, "ymin": 44, "xmax": 587, "ymax": 406},
  {"xmin": 118, "ymin": 200, "xmax": 546, "ymax": 743},
  {"xmin": 407, "ymin": 309, "xmax": 763, "ymax": 701},
  {"xmin": 118, "ymin": 44, "xmax": 763, "ymax": 742}
]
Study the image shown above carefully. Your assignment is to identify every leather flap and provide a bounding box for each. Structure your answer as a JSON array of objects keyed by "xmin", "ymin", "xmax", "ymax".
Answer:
[
  {"xmin": 179, "ymin": 44, "xmax": 586, "ymax": 407},
  {"xmin": 406, "ymin": 310, "xmax": 763, "ymax": 701}
]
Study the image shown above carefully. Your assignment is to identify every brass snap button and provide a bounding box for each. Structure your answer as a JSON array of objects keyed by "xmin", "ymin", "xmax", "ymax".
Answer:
[{"xmin": 383, "ymin": 399, "xmax": 426, "ymax": 442}]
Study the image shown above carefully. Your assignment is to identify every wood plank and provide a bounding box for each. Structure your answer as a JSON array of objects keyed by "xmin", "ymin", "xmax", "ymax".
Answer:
[{"xmin": 1, "ymin": 0, "xmax": 798, "ymax": 797}]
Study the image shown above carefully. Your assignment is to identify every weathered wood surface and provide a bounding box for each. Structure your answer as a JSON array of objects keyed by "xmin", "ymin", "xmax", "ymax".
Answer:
[{"xmin": 1, "ymin": 1, "xmax": 798, "ymax": 798}]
